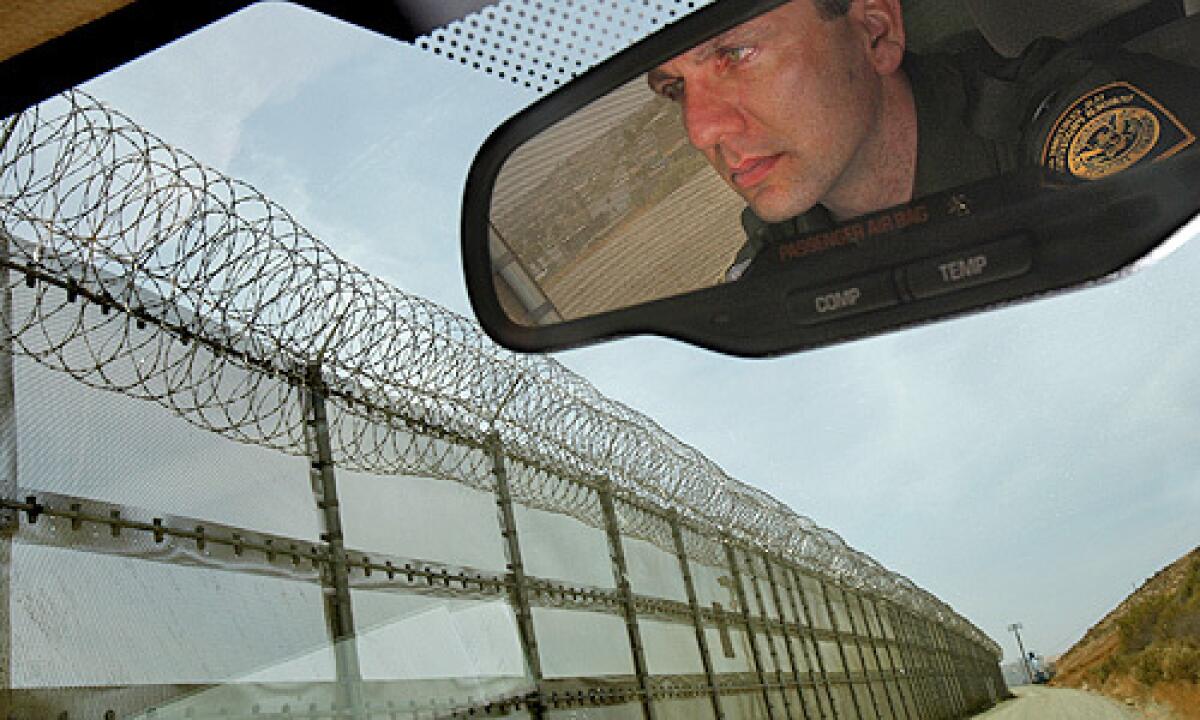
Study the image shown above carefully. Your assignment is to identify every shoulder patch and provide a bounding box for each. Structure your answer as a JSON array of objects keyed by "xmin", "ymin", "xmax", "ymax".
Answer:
[{"xmin": 1041, "ymin": 81, "xmax": 1195, "ymax": 180}]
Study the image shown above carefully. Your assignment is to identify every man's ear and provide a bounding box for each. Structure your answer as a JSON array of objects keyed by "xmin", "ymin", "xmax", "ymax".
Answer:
[{"xmin": 858, "ymin": 0, "xmax": 906, "ymax": 74}]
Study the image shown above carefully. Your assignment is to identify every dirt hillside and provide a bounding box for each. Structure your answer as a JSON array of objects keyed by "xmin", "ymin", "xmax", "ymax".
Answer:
[{"xmin": 1051, "ymin": 546, "xmax": 1200, "ymax": 719}]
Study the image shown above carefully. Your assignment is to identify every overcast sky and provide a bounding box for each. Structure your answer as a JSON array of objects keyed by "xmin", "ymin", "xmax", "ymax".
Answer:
[{"xmin": 73, "ymin": 1, "xmax": 1200, "ymax": 669}]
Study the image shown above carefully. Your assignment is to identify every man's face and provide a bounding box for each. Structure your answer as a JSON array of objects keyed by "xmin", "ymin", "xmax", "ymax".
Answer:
[{"xmin": 649, "ymin": 0, "xmax": 889, "ymax": 222}]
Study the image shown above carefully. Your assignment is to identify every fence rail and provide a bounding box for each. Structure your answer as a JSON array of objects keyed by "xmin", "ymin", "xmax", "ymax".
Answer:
[{"xmin": 0, "ymin": 92, "xmax": 1004, "ymax": 719}]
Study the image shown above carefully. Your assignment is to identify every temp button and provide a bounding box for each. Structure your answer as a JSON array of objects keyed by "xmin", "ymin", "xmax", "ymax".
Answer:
[
  {"xmin": 786, "ymin": 273, "xmax": 899, "ymax": 326},
  {"xmin": 904, "ymin": 235, "xmax": 1032, "ymax": 299}
]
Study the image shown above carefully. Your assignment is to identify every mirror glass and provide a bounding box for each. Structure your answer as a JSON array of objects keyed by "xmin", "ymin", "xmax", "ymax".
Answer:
[
  {"xmin": 484, "ymin": 0, "xmax": 1200, "ymax": 328},
  {"xmin": 488, "ymin": 74, "xmax": 745, "ymax": 325}
]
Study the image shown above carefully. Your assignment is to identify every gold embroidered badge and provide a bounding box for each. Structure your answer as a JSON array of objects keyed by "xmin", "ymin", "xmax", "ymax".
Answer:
[
  {"xmin": 1042, "ymin": 81, "xmax": 1195, "ymax": 180},
  {"xmin": 1067, "ymin": 106, "xmax": 1159, "ymax": 178}
]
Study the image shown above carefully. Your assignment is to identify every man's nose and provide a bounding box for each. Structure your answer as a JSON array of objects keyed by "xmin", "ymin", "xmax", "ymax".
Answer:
[{"xmin": 682, "ymin": 88, "xmax": 743, "ymax": 152}]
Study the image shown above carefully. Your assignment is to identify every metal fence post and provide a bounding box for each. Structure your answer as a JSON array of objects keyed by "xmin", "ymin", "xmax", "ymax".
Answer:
[
  {"xmin": 743, "ymin": 553, "xmax": 796, "ymax": 720},
  {"xmin": 952, "ymin": 632, "xmax": 975, "ymax": 711},
  {"xmin": 818, "ymin": 579, "xmax": 864, "ymax": 720},
  {"xmin": 487, "ymin": 437, "xmax": 547, "ymax": 719},
  {"xmin": 962, "ymin": 633, "xmax": 981, "ymax": 712},
  {"xmin": 936, "ymin": 625, "xmax": 967, "ymax": 717},
  {"xmin": 991, "ymin": 648, "xmax": 1009, "ymax": 702},
  {"xmin": 884, "ymin": 604, "xmax": 925, "ymax": 720},
  {"xmin": 926, "ymin": 620, "xmax": 951, "ymax": 719},
  {"xmin": 723, "ymin": 542, "xmax": 780, "ymax": 720},
  {"xmin": 979, "ymin": 638, "xmax": 997, "ymax": 708},
  {"xmin": 668, "ymin": 514, "xmax": 724, "ymax": 720},
  {"xmin": 304, "ymin": 363, "xmax": 364, "ymax": 717},
  {"xmin": 0, "ymin": 231, "xmax": 16, "ymax": 718},
  {"xmin": 912, "ymin": 612, "xmax": 948, "ymax": 719},
  {"xmin": 839, "ymin": 588, "xmax": 884, "ymax": 720},
  {"xmin": 928, "ymin": 621, "xmax": 954, "ymax": 719},
  {"xmin": 897, "ymin": 608, "xmax": 936, "ymax": 720},
  {"xmin": 761, "ymin": 555, "xmax": 813, "ymax": 720},
  {"xmin": 596, "ymin": 480, "xmax": 657, "ymax": 720},
  {"xmin": 968, "ymin": 634, "xmax": 988, "ymax": 710},
  {"xmin": 960, "ymin": 635, "xmax": 976, "ymax": 712},
  {"xmin": 863, "ymin": 597, "xmax": 912, "ymax": 720},
  {"xmin": 915, "ymin": 613, "xmax": 942, "ymax": 719},
  {"xmin": 786, "ymin": 568, "xmax": 838, "ymax": 719},
  {"xmin": 850, "ymin": 592, "xmax": 898, "ymax": 720}
]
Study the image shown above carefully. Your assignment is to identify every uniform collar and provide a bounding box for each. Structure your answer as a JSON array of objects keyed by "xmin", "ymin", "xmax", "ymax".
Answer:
[{"xmin": 906, "ymin": 52, "xmax": 1007, "ymax": 198}]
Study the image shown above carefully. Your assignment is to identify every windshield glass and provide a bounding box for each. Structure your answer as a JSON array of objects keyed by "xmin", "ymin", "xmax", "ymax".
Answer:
[{"xmin": 4, "ymin": 1, "xmax": 1200, "ymax": 718}]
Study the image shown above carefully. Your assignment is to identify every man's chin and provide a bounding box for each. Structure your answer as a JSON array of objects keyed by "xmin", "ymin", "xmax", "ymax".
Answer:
[{"xmin": 747, "ymin": 193, "xmax": 818, "ymax": 224}]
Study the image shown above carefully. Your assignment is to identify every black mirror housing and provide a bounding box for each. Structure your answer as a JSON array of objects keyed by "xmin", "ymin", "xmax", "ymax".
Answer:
[{"xmin": 461, "ymin": 0, "xmax": 1200, "ymax": 357}]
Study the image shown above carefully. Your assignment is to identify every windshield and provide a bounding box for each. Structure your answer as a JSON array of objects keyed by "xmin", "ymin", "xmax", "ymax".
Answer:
[{"xmin": 4, "ymin": 1, "xmax": 1200, "ymax": 718}]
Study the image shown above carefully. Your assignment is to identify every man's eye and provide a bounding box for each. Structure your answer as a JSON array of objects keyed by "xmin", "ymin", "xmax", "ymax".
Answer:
[
  {"xmin": 717, "ymin": 46, "xmax": 755, "ymax": 64},
  {"xmin": 659, "ymin": 80, "xmax": 684, "ymax": 102}
]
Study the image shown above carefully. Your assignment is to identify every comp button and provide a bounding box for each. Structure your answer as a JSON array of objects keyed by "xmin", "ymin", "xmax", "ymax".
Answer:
[
  {"xmin": 785, "ymin": 273, "xmax": 899, "ymax": 326},
  {"xmin": 904, "ymin": 235, "xmax": 1032, "ymax": 299}
]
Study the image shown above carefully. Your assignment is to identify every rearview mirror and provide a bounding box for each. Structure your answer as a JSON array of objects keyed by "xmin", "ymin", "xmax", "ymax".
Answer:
[{"xmin": 461, "ymin": 0, "xmax": 1200, "ymax": 357}]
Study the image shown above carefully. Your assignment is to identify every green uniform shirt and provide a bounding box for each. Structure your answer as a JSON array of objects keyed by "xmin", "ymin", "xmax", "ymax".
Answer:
[{"xmin": 727, "ymin": 38, "xmax": 1199, "ymax": 281}]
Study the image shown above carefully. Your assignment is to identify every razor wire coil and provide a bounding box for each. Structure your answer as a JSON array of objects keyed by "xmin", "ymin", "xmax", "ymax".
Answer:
[{"xmin": 0, "ymin": 91, "xmax": 1000, "ymax": 657}]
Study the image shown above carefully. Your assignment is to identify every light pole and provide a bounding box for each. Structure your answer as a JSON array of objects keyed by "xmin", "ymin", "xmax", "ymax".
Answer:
[{"xmin": 1008, "ymin": 622, "xmax": 1033, "ymax": 684}]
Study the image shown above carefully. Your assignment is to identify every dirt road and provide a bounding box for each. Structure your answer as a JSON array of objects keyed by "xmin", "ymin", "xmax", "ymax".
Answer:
[{"xmin": 972, "ymin": 685, "xmax": 1146, "ymax": 719}]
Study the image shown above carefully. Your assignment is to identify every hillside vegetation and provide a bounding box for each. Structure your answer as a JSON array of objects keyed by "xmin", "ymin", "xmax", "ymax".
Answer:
[{"xmin": 1051, "ymin": 546, "xmax": 1200, "ymax": 719}]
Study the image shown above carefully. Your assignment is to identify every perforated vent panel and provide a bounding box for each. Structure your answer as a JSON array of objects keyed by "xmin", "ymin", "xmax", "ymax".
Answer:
[{"xmin": 416, "ymin": 0, "xmax": 713, "ymax": 94}]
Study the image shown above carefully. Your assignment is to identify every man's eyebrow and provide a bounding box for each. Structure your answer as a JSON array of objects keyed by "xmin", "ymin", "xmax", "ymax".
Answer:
[
  {"xmin": 647, "ymin": 35, "xmax": 722, "ymax": 88},
  {"xmin": 647, "ymin": 24, "xmax": 761, "ymax": 89},
  {"xmin": 647, "ymin": 67, "xmax": 674, "ymax": 88},
  {"xmin": 706, "ymin": 22, "xmax": 765, "ymax": 53}
]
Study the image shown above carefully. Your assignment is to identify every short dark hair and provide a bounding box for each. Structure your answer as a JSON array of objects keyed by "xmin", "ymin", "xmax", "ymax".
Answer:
[{"xmin": 812, "ymin": 0, "xmax": 852, "ymax": 19}]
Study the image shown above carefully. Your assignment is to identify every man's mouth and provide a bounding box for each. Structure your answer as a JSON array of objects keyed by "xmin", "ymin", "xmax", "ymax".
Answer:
[{"xmin": 729, "ymin": 154, "xmax": 781, "ymax": 189}]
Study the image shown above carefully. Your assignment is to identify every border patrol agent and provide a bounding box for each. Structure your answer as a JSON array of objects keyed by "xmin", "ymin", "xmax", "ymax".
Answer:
[{"xmin": 727, "ymin": 35, "xmax": 1199, "ymax": 281}]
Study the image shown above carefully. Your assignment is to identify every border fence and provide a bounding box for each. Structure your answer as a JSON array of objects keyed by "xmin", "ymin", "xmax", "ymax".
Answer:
[{"xmin": 0, "ymin": 92, "xmax": 1004, "ymax": 719}]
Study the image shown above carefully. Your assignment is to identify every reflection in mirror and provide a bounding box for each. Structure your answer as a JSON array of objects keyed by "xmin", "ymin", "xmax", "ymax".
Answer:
[
  {"xmin": 489, "ymin": 76, "xmax": 745, "ymax": 325},
  {"xmin": 486, "ymin": 0, "xmax": 1200, "ymax": 328}
]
